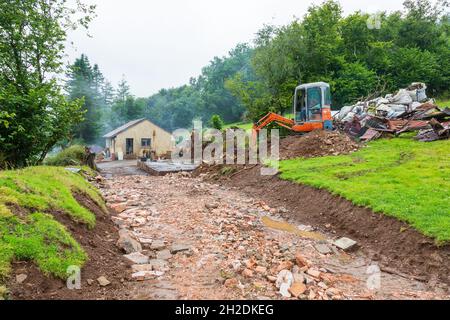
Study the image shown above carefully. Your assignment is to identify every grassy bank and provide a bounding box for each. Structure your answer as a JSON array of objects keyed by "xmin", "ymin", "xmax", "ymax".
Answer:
[
  {"xmin": 0, "ymin": 166, "xmax": 105, "ymax": 284},
  {"xmin": 277, "ymin": 136, "xmax": 450, "ymax": 243}
]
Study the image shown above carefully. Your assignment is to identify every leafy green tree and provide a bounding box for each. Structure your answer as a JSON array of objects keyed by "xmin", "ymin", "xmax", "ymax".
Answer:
[
  {"xmin": 141, "ymin": 43, "xmax": 255, "ymax": 131},
  {"xmin": 210, "ymin": 115, "xmax": 224, "ymax": 130},
  {"xmin": 340, "ymin": 12, "xmax": 375, "ymax": 62},
  {"xmin": 110, "ymin": 77, "xmax": 145, "ymax": 127},
  {"xmin": 0, "ymin": 0, "xmax": 94, "ymax": 168},
  {"xmin": 197, "ymin": 43, "xmax": 254, "ymax": 123},
  {"xmin": 251, "ymin": 22, "xmax": 304, "ymax": 114},
  {"xmin": 302, "ymin": 0, "xmax": 343, "ymax": 77},
  {"xmin": 225, "ymin": 73, "xmax": 272, "ymax": 121},
  {"xmin": 332, "ymin": 62, "xmax": 378, "ymax": 106},
  {"xmin": 66, "ymin": 54, "xmax": 103, "ymax": 144},
  {"xmin": 388, "ymin": 47, "xmax": 439, "ymax": 89},
  {"xmin": 397, "ymin": 0, "xmax": 448, "ymax": 50}
]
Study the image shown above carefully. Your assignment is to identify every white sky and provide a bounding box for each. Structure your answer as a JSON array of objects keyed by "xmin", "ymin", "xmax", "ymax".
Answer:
[{"xmin": 65, "ymin": 0, "xmax": 408, "ymax": 97}]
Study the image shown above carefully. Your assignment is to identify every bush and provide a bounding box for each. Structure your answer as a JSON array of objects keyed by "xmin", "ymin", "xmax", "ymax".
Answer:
[
  {"xmin": 44, "ymin": 145, "xmax": 85, "ymax": 166},
  {"xmin": 210, "ymin": 114, "xmax": 224, "ymax": 130}
]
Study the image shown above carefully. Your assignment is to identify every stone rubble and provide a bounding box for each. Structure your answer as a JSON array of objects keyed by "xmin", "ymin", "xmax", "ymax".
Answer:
[
  {"xmin": 15, "ymin": 274, "xmax": 27, "ymax": 284},
  {"xmin": 333, "ymin": 237, "xmax": 358, "ymax": 251},
  {"xmin": 123, "ymin": 252, "xmax": 150, "ymax": 265},
  {"xmin": 97, "ymin": 171, "xmax": 450, "ymax": 300},
  {"xmin": 117, "ymin": 229, "xmax": 142, "ymax": 254},
  {"xmin": 97, "ymin": 276, "xmax": 111, "ymax": 287}
]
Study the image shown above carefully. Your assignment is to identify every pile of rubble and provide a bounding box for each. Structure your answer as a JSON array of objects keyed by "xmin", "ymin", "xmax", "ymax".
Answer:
[
  {"xmin": 334, "ymin": 83, "xmax": 450, "ymax": 142},
  {"xmin": 280, "ymin": 130, "xmax": 360, "ymax": 160}
]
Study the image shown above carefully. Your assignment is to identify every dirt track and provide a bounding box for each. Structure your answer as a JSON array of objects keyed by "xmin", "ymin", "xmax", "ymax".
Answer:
[
  {"xmin": 102, "ymin": 165, "xmax": 448, "ymax": 299},
  {"xmin": 8, "ymin": 161, "xmax": 449, "ymax": 300},
  {"xmin": 101, "ymin": 162, "xmax": 450, "ymax": 299}
]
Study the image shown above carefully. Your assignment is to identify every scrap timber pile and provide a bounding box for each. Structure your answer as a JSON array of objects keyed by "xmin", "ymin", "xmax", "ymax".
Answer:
[{"xmin": 334, "ymin": 83, "xmax": 450, "ymax": 142}]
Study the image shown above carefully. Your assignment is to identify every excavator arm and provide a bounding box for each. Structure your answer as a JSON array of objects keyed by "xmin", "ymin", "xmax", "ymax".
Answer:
[{"xmin": 253, "ymin": 112, "xmax": 295, "ymax": 133}]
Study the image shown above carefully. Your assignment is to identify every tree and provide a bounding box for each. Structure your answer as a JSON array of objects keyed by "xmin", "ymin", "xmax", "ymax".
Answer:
[
  {"xmin": 111, "ymin": 76, "xmax": 131, "ymax": 127},
  {"xmin": 302, "ymin": 0, "xmax": 343, "ymax": 77},
  {"xmin": 389, "ymin": 47, "xmax": 439, "ymax": 89},
  {"xmin": 210, "ymin": 115, "xmax": 224, "ymax": 130},
  {"xmin": 198, "ymin": 43, "xmax": 254, "ymax": 123},
  {"xmin": 66, "ymin": 54, "xmax": 103, "ymax": 144},
  {"xmin": 116, "ymin": 76, "xmax": 131, "ymax": 104},
  {"xmin": 110, "ymin": 76, "xmax": 146, "ymax": 127},
  {"xmin": 332, "ymin": 62, "xmax": 378, "ymax": 106},
  {"xmin": 102, "ymin": 80, "xmax": 115, "ymax": 106},
  {"xmin": 340, "ymin": 12, "xmax": 375, "ymax": 62},
  {"xmin": 225, "ymin": 73, "xmax": 271, "ymax": 121},
  {"xmin": 397, "ymin": 0, "xmax": 449, "ymax": 50},
  {"xmin": 0, "ymin": 0, "xmax": 95, "ymax": 168}
]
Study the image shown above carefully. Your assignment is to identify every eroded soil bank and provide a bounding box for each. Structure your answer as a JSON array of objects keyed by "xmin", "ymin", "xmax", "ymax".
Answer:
[{"xmin": 7, "ymin": 191, "xmax": 132, "ymax": 300}]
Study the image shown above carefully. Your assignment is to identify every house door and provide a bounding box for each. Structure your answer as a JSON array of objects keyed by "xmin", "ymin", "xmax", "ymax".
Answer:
[{"xmin": 126, "ymin": 138, "xmax": 134, "ymax": 155}]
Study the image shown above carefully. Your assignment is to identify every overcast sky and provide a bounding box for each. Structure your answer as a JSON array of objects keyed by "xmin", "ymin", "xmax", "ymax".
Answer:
[{"xmin": 65, "ymin": 0, "xmax": 408, "ymax": 97}]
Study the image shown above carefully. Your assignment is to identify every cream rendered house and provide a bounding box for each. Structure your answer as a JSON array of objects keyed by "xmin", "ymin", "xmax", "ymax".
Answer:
[{"xmin": 103, "ymin": 119, "xmax": 174, "ymax": 160}]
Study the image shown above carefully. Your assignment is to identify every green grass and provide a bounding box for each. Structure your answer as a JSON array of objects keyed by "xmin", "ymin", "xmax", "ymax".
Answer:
[
  {"xmin": 223, "ymin": 121, "xmax": 254, "ymax": 130},
  {"xmin": 277, "ymin": 136, "xmax": 450, "ymax": 243},
  {"xmin": 0, "ymin": 166, "xmax": 106, "ymax": 282},
  {"xmin": 0, "ymin": 166, "xmax": 105, "ymax": 226},
  {"xmin": 436, "ymin": 98, "xmax": 450, "ymax": 108},
  {"xmin": 0, "ymin": 213, "xmax": 87, "ymax": 279}
]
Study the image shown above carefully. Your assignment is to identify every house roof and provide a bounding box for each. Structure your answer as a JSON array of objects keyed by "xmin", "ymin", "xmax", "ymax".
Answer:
[{"xmin": 102, "ymin": 118, "xmax": 146, "ymax": 138}]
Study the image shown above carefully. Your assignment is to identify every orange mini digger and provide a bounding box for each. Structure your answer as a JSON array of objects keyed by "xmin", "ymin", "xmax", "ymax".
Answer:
[{"xmin": 253, "ymin": 82, "xmax": 333, "ymax": 134}]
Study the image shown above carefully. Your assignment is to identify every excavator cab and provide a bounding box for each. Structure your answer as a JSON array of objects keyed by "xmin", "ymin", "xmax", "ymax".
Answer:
[
  {"xmin": 253, "ymin": 82, "xmax": 333, "ymax": 135},
  {"xmin": 292, "ymin": 82, "xmax": 333, "ymax": 132}
]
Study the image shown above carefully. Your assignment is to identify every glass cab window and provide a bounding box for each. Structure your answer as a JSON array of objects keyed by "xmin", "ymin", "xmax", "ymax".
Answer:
[
  {"xmin": 324, "ymin": 86, "xmax": 331, "ymax": 106},
  {"xmin": 295, "ymin": 89, "xmax": 307, "ymax": 123},
  {"xmin": 307, "ymin": 87, "xmax": 322, "ymax": 121}
]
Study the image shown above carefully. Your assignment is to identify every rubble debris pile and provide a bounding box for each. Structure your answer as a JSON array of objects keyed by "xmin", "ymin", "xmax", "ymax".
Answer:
[
  {"xmin": 334, "ymin": 83, "xmax": 449, "ymax": 142},
  {"xmin": 415, "ymin": 119, "xmax": 450, "ymax": 142},
  {"xmin": 280, "ymin": 131, "xmax": 360, "ymax": 160}
]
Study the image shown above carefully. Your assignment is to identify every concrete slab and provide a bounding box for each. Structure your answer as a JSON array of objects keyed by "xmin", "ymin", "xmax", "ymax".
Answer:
[
  {"xmin": 333, "ymin": 237, "xmax": 358, "ymax": 251},
  {"xmin": 97, "ymin": 160, "xmax": 143, "ymax": 177},
  {"xmin": 138, "ymin": 160, "xmax": 199, "ymax": 176}
]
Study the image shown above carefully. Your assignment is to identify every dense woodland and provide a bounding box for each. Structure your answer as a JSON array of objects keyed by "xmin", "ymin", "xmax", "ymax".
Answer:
[{"xmin": 0, "ymin": 0, "xmax": 449, "ymax": 167}]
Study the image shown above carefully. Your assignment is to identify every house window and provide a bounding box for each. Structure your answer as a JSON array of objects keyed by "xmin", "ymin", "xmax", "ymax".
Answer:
[{"xmin": 141, "ymin": 138, "xmax": 151, "ymax": 147}]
